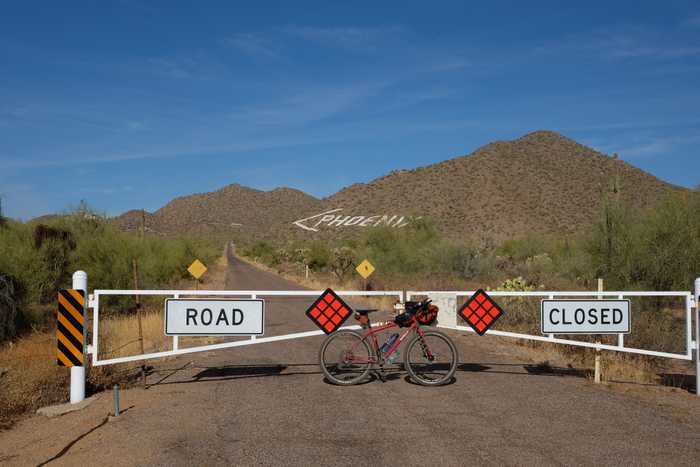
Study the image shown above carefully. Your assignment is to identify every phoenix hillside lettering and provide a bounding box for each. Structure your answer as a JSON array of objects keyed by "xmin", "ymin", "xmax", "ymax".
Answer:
[{"xmin": 293, "ymin": 208, "xmax": 419, "ymax": 232}]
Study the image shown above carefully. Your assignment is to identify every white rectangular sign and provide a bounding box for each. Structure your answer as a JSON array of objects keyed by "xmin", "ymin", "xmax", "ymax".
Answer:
[
  {"xmin": 541, "ymin": 300, "xmax": 630, "ymax": 335},
  {"xmin": 165, "ymin": 299, "xmax": 264, "ymax": 336}
]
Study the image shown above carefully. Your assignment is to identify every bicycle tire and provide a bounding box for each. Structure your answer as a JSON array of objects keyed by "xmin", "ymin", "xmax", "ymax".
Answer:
[
  {"xmin": 319, "ymin": 330, "xmax": 372, "ymax": 386},
  {"xmin": 404, "ymin": 330, "xmax": 458, "ymax": 386}
]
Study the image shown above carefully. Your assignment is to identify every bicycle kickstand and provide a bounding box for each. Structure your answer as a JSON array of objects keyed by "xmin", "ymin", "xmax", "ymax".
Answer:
[{"xmin": 374, "ymin": 364, "xmax": 387, "ymax": 383}]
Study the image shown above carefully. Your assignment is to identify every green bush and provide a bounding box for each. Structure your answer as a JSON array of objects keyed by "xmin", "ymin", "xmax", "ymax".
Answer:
[
  {"xmin": 242, "ymin": 241, "xmax": 278, "ymax": 266},
  {"xmin": 0, "ymin": 209, "xmax": 219, "ymax": 340},
  {"xmin": 588, "ymin": 191, "xmax": 700, "ymax": 291}
]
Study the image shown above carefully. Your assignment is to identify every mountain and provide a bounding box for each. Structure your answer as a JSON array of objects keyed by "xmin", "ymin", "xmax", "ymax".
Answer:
[
  {"xmin": 322, "ymin": 131, "xmax": 680, "ymax": 241},
  {"xmin": 114, "ymin": 131, "xmax": 682, "ymax": 241},
  {"xmin": 116, "ymin": 184, "xmax": 322, "ymax": 238}
]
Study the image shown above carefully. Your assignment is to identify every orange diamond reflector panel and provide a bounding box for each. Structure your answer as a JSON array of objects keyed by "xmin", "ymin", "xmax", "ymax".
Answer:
[
  {"xmin": 458, "ymin": 289, "xmax": 504, "ymax": 336},
  {"xmin": 305, "ymin": 288, "xmax": 354, "ymax": 334}
]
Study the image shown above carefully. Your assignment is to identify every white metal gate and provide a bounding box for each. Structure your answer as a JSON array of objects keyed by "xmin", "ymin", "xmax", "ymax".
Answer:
[
  {"xmin": 68, "ymin": 271, "xmax": 698, "ymax": 403},
  {"xmin": 408, "ymin": 290, "xmax": 696, "ymax": 361},
  {"xmin": 88, "ymin": 289, "xmax": 403, "ymax": 367}
]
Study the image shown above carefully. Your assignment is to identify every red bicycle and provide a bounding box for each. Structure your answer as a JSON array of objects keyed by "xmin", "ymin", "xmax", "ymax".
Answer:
[{"xmin": 319, "ymin": 300, "xmax": 458, "ymax": 386}]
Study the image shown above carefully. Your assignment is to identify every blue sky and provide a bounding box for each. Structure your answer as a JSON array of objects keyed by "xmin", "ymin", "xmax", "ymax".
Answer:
[{"xmin": 1, "ymin": 1, "xmax": 699, "ymax": 220}]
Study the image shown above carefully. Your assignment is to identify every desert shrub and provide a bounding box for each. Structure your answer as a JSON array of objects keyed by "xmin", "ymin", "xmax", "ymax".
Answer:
[
  {"xmin": 0, "ymin": 273, "xmax": 21, "ymax": 341},
  {"xmin": 588, "ymin": 190, "xmax": 700, "ymax": 291},
  {"xmin": 330, "ymin": 246, "xmax": 355, "ymax": 281},
  {"xmin": 496, "ymin": 277, "xmax": 539, "ymax": 331},
  {"xmin": 242, "ymin": 241, "xmax": 277, "ymax": 265},
  {"xmin": 587, "ymin": 195, "xmax": 638, "ymax": 289},
  {"xmin": 550, "ymin": 237, "xmax": 594, "ymax": 286},
  {"xmin": 439, "ymin": 242, "xmax": 497, "ymax": 280},
  {"xmin": 0, "ymin": 206, "xmax": 219, "ymax": 338},
  {"xmin": 497, "ymin": 235, "xmax": 550, "ymax": 262},
  {"xmin": 305, "ymin": 242, "xmax": 332, "ymax": 271},
  {"xmin": 631, "ymin": 192, "xmax": 700, "ymax": 291}
]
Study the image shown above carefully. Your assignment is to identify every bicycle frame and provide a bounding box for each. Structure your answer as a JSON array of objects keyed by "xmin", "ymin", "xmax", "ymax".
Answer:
[{"xmin": 352, "ymin": 319, "xmax": 431, "ymax": 365}]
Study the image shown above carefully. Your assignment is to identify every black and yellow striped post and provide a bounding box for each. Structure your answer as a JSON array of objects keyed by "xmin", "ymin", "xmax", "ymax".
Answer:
[{"xmin": 57, "ymin": 289, "xmax": 85, "ymax": 367}]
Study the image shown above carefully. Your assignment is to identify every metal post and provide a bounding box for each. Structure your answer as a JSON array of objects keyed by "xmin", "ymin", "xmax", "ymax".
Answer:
[
  {"xmin": 595, "ymin": 278, "xmax": 603, "ymax": 384},
  {"xmin": 695, "ymin": 277, "xmax": 700, "ymax": 396},
  {"xmin": 113, "ymin": 384, "xmax": 120, "ymax": 417},
  {"xmin": 71, "ymin": 270, "xmax": 87, "ymax": 404}
]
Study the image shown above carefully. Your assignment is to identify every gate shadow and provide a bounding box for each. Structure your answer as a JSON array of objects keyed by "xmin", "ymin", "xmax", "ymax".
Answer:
[
  {"xmin": 657, "ymin": 373, "xmax": 697, "ymax": 394},
  {"xmin": 455, "ymin": 361, "xmax": 591, "ymax": 379},
  {"xmin": 523, "ymin": 362, "xmax": 591, "ymax": 378},
  {"xmin": 149, "ymin": 363, "xmax": 322, "ymax": 387}
]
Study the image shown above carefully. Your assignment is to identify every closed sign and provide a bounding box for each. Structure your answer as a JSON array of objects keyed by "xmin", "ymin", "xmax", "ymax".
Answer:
[
  {"xmin": 541, "ymin": 300, "xmax": 630, "ymax": 335},
  {"xmin": 165, "ymin": 299, "xmax": 264, "ymax": 336}
]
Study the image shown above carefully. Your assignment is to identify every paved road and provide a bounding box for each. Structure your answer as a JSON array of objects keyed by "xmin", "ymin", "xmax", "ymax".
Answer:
[{"xmin": 2, "ymin": 255, "xmax": 700, "ymax": 466}]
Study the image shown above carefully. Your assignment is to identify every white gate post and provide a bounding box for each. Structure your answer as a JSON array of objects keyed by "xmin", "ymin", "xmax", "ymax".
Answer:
[
  {"xmin": 71, "ymin": 270, "xmax": 87, "ymax": 404},
  {"xmin": 695, "ymin": 277, "xmax": 700, "ymax": 397}
]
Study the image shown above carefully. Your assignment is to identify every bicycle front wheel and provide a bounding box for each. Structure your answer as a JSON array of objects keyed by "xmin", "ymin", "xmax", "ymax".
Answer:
[
  {"xmin": 319, "ymin": 330, "xmax": 372, "ymax": 385},
  {"xmin": 404, "ymin": 330, "xmax": 458, "ymax": 386}
]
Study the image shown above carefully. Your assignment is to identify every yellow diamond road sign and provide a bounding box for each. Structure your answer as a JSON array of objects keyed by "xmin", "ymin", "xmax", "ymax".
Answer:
[
  {"xmin": 188, "ymin": 259, "xmax": 207, "ymax": 280},
  {"xmin": 356, "ymin": 259, "xmax": 375, "ymax": 279}
]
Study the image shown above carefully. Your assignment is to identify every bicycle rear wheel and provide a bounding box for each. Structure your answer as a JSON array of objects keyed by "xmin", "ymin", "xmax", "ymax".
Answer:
[
  {"xmin": 404, "ymin": 330, "xmax": 458, "ymax": 386},
  {"xmin": 319, "ymin": 330, "xmax": 372, "ymax": 385}
]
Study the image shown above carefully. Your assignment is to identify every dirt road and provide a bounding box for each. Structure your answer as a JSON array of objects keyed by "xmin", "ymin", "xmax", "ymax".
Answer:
[{"xmin": 1, "ymin": 255, "xmax": 699, "ymax": 466}]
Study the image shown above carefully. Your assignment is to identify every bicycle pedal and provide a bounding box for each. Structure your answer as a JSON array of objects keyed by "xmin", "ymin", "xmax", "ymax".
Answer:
[{"xmin": 376, "ymin": 366, "xmax": 387, "ymax": 382}]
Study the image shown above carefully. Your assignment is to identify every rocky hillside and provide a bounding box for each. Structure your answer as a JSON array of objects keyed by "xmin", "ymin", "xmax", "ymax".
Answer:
[
  {"xmin": 114, "ymin": 131, "xmax": 682, "ymax": 241},
  {"xmin": 324, "ymin": 131, "xmax": 679, "ymax": 241},
  {"xmin": 116, "ymin": 184, "xmax": 322, "ymax": 238}
]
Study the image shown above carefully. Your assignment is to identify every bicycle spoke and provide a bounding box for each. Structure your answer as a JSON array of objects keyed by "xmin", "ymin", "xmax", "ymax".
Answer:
[
  {"xmin": 320, "ymin": 331, "xmax": 372, "ymax": 385},
  {"xmin": 406, "ymin": 332, "xmax": 457, "ymax": 385}
]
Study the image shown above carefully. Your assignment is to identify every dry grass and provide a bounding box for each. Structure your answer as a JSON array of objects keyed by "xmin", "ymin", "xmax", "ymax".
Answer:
[
  {"xmin": 0, "ymin": 254, "xmax": 230, "ymax": 429},
  {"xmin": 0, "ymin": 332, "xmax": 69, "ymax": 429},
  {"xmin": 0, "ymin": 308, "xmax": 231, "ymax": 429},
  {"xmin": 0, "ymin": 312, "xmax": 156, "ymax": 429}
]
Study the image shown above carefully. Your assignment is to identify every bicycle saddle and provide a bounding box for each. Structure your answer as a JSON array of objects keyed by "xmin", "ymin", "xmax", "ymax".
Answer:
[{"xmin": 355, "ymin": 309, "xmax": 379, "ymax": 315}]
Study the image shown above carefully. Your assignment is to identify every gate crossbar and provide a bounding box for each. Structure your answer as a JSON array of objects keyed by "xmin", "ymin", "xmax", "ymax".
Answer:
[
  {"xmin": 89, "ymin": 289, "xmax": 403, "ymax": 367},
  {"xmin": 408, "ymin": 290, "xmax": 694, "ymax": 361}
]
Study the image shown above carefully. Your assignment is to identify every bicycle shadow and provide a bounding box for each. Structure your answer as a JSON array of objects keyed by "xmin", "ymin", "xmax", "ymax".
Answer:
[{"xmin": 148, "ymin": 360, "xmax": 595, "ymax": 389}]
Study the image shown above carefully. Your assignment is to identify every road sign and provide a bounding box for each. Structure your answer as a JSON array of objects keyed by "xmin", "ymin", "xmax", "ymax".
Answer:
[
  {"xmin": 305, "ymin": 289, "xmax": 354, "ymax": 334},
  {"xmin": 356, "ymin": 259, "xmax": 375, "ymax": 279},
  {"xmin": 165, "ymin": 299, "xmax": 264, "ymax": 336},
  {"xmin": 187, "ymin": 259, "xmax": 207, "ymax": 280},
  {"xmin": 56, "ymin": 289, "xmax": 85, "ymax": 366},
  {"xmin": 458, "ymin": 289, "xmax": 504, "ymax": 335},
  {"xmin": 541, "ymin": 300, "xmax": 630, "ymax": 334}
]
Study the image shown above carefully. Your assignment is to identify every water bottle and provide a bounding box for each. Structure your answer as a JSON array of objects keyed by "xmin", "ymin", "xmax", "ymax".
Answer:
[
  {"xmin": 387, "ymin": 351, "xmax": 400, "ymax": 364},
  {"xmin": 380, "ymin": 333, "xmax": 399, "ymax": 355}
]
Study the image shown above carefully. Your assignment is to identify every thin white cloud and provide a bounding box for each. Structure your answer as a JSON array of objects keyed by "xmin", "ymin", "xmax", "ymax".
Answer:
[
  {"xmin": 533, "ymin": 29, "xmax": 700, "ymax": 61},
  {"xmin": 79, "ymin": 185, "xmax": 135, "ymax": 195},
  {"xmin": 595, "ymin": 134, "xmax": 700, "ymax": 159},
  {"xmin": 230, "ymin": 82, "xmax": 385, "ymax": 126},
  {"xmin": 147, "ymin": 57, "xmax": 202, "ymax": 79},
  {"xmin": 223, "ymin": 33, "xmax": 280, "ymax": 58},
  {"xmin": 685, "ymin": 15, "xmax": 700, "ymax": 27},
  {"xmin": 126, "ymin": 120, "xmax": 148, "ymax": 131},
  {"xmin": 615, "ymin": 140, "xmax": 674, "ymax": 157},
  {"xmin": 284, "ymin": 25, "xmax": 405, "ymax": 51},
  {"xmin": 1, "ymin": 135, "xmax": 349, "ymax": 169}
]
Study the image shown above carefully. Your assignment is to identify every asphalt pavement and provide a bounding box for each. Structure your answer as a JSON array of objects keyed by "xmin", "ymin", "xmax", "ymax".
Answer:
[{"xmin": 1, "ymin": 255, "xmax": 699, "ymax": 466}]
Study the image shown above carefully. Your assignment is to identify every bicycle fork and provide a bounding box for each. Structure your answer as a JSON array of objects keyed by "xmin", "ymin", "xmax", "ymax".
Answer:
[{"xmin": 416, "ymin": 328, "xmax": 435, "ymax": 362}]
